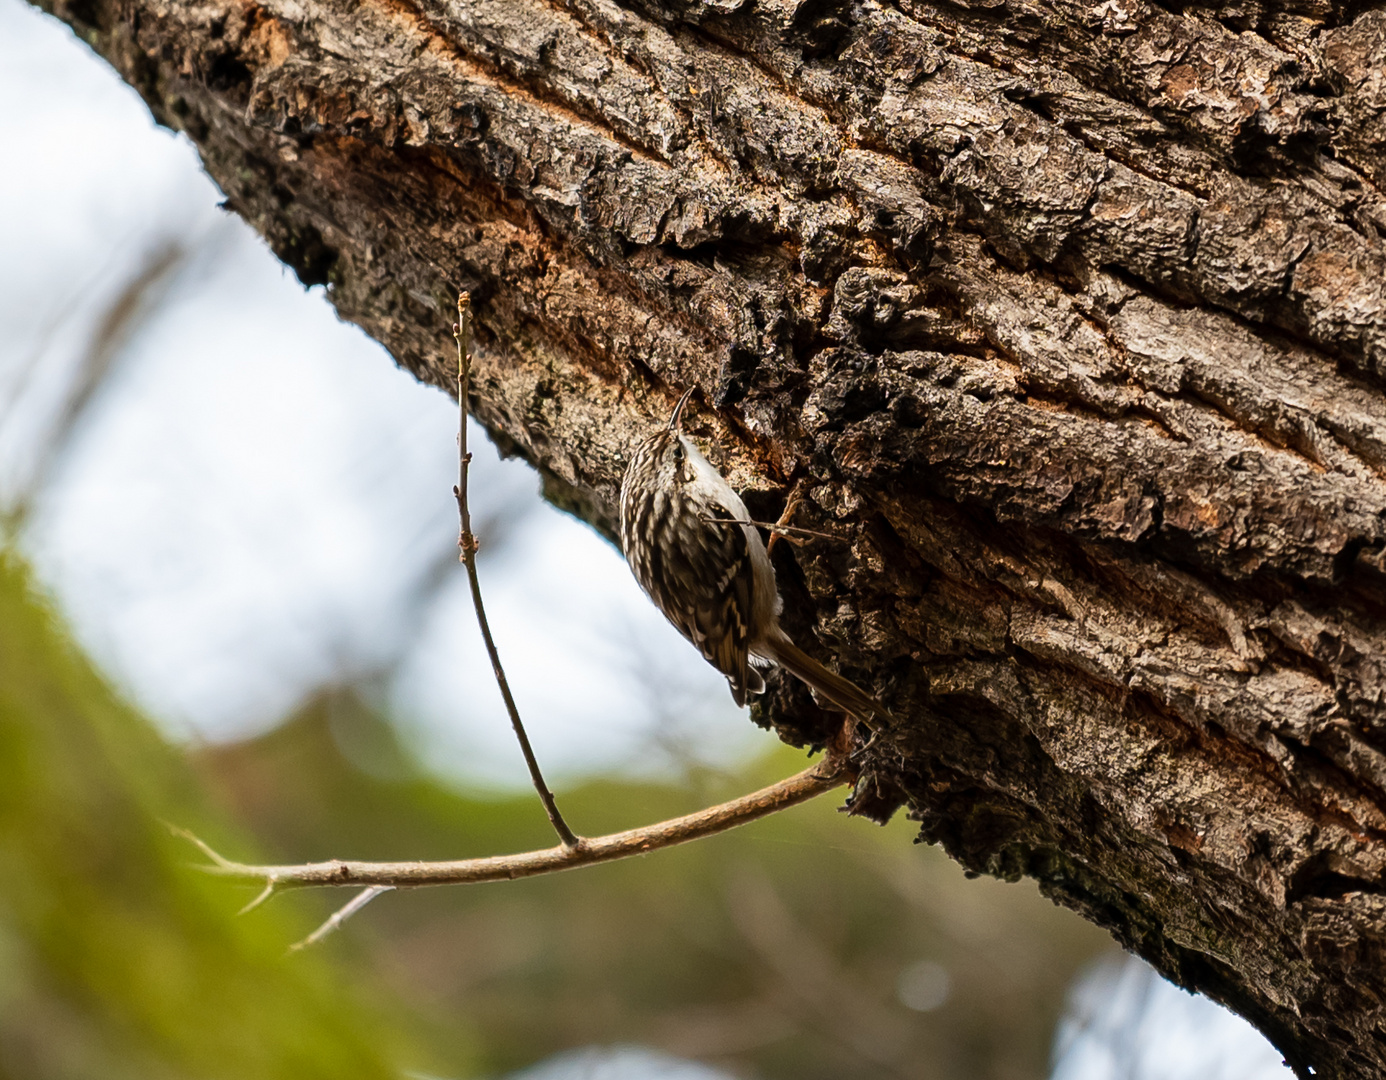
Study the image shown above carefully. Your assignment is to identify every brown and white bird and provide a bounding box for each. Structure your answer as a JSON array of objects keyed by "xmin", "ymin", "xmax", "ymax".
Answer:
[{"xmin": 619, "ymin": 388, "xmax": 892, "ymax": 727}]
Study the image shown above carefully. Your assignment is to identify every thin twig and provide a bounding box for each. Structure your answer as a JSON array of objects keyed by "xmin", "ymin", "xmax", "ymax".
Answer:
[
  {"xmin": 702, "ymin": 516, "xmax": 843, "ymax": 543},
  {"xmin": 453, "ymin": 293, "xmax": 580, "ymax": 849},
  {"xmin": 182, "ymin": 751, "xmax": 851, "ymax": 891},
  {"xmin": 289, "ymin": 886, "xmax": 394, "ymax": 952}
]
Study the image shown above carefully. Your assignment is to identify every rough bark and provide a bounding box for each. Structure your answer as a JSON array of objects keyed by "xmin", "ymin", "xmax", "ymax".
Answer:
[{"xmin": 32, "ymin": 0, "xmax": 1386, "ymax": 1072}]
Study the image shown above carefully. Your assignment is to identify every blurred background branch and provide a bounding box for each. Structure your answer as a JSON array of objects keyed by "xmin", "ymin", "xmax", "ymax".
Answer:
[{"xmin": 1, "ymin": 234, "xmax": 199, "ymax": 530}]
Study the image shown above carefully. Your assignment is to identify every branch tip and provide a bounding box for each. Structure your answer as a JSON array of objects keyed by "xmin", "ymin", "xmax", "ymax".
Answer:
[{"xmin": 165, "ymin": 823, "xmax": 236, "ymax": 869}]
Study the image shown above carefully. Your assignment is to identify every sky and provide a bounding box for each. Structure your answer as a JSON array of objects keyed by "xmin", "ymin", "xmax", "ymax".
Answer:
[
  {"xmin": 0, "ymin": 2, "xmax": 1293, "ymax": 1076},
  {"xmin": 1053, "ymin": 957, "xmax": 1290, "ymax": 1080}
]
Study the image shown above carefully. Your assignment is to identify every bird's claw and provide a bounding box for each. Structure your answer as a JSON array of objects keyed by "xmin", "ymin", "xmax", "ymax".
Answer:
[{"xmin": 766, "ymin": 487, "xmax": 806, "ymax": 556}]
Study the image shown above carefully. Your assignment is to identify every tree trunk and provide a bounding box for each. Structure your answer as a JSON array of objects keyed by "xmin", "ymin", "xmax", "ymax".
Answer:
[{"xmin": 33, "ymin": 0, "xmax": 1386, "ymax": 1072}]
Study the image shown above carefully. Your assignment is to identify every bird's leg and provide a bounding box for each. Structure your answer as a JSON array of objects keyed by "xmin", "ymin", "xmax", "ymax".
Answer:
[{"xmin": 766, "ymin": 483, "xmax": 808, "ymax": 556}]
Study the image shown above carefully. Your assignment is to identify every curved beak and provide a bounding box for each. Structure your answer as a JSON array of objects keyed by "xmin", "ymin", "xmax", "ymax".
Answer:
[{"xmin": 667, "ymin": 386, "xmax": 696, "ymax": 432}]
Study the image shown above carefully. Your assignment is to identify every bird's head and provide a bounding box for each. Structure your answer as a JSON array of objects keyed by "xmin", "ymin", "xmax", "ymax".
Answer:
[{"xmin": 633, "ymin": 387, "xmax": 697, "ymax": 489}]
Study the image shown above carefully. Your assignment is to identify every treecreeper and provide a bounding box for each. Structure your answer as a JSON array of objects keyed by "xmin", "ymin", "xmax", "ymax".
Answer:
[{"xmin": 619, "ymin": 389, "xmax": 893, "ymax": 730}]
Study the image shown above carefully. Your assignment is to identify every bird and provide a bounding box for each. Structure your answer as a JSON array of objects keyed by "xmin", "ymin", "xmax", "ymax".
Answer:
[{"xmin": 619, "ymin": 388, "xmax": 893, "ymax": 728}]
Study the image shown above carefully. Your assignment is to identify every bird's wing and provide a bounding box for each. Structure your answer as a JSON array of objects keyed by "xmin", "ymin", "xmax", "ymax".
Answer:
[{"xmin": 655, "ymin": 497, "xmax": 761, "ymax": 705}]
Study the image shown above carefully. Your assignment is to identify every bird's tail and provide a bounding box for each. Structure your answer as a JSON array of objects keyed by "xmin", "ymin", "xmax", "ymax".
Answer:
[{"xmin": 763, "ymin": 631, "xmax": 895, "ymax": 729}]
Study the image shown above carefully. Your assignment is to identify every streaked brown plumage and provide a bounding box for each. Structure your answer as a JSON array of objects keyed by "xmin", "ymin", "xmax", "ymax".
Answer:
[{"xmin": 619, "ymin": 389, "xmax": 892, "ymax": 727}]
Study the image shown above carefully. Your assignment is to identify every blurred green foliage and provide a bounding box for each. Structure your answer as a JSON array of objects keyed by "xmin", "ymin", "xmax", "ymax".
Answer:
[
  {"xmin": 0, "ymin": 551, "xmax": 423, "ymax": 1079},
  {"xmin": 0, "ymin": 548, "xmax": 1114, "ymax": 1080}
]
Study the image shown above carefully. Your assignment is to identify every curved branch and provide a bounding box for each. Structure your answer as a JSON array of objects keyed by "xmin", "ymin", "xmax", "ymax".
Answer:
[{"xmin": 183, "ymin": 751, "xmax": 851, "ymax": 891}]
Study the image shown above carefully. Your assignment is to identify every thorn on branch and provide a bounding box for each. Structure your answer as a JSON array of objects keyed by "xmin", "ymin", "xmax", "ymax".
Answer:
[
  {"xmin": 238, "ymin": 879, "xmax": 278, "ymax": 915},
  {"xmin": 289, "ymin": 886, "xmax": 394, "ymax": 953}
]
